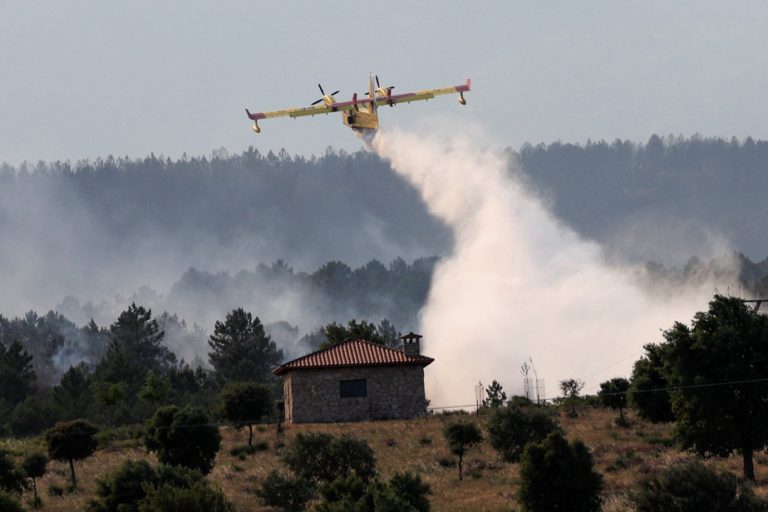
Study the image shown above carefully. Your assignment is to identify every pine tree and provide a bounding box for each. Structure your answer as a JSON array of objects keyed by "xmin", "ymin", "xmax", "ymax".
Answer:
[{"xmin": 208, "ymin": 308, "xmax": 282, "ymax": 384}]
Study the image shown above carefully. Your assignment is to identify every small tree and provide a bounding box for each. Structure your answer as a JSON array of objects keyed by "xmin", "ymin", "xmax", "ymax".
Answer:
[
  {"xmin": 598, "ymin": 377, "xmax": 630, "ymax": 425},
  {"xmin": 389, "ymin": 471, "xmax": 431, "ymax": 512},
  {"xmin": 482, "ymin": 380, "xmax": 507, "ymax": 408},
  {"xmin": 443, "ymin": 422, "xmax": 483, "ymax": 480},
  {"xmin": 559, "ymin": 378, "xmax": 585, "ymax": 417},
  {"xmin": 282, "ymin": 432, "xmax": 376, "ymax": 483},
  {"xmin": 486, "ymin": 405, "xmax": 561, "ymax": 462},
  {"xmin": 46, "ymin": 419, "xmax": 99, "ymax": 489},
  {"xmin": 145, "ymin": 405, "xmax": 221, "ymax": 474},
  {"xmin": 220, "ymin": 382, "xmax": 271, "ymax": 447},
  {"xmin": 519, "ymin": 432, "xmax": 603, "ymax": 512},
  {"xmin": 21, "ymin": 452, "xmax": 48, "ymax": 508}
]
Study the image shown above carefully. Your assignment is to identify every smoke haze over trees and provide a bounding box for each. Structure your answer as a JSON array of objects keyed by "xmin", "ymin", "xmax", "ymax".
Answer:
[{"xmin": 2, "ymin": 134, "xmax": 768, "ymax": 386}]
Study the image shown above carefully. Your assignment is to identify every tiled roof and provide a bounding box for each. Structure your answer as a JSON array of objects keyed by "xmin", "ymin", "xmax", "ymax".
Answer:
[{"xmin": 273, "ymin": 339, "xmax": 434, "ymax": 375}]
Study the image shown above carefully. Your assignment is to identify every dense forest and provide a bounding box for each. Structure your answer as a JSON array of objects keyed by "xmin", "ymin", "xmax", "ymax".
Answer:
[{"xmin": 517, "ymin": 134, "xmax": 768, "ymax": 262}]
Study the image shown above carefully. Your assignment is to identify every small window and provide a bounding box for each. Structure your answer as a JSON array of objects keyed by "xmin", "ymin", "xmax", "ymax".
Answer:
[{"xmin": 340, "ymin": 379, "xmax": 367, "ymax": 398}]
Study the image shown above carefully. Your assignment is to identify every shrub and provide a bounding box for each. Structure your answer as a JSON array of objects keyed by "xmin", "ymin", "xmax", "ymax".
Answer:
[
  {"xmin": 0, "ymin": 449, "xmax": 26, "ymax": 494},
  {"xmin": 443, "ymin": 422, "xmax": 483, "ymax": 480},
  {"xmin": 138, "ymin": 482, "xmax": 235, "ymax": 512},
  {"xmin": 86, "ymin": 460, "xmax": 203, "ymax": 512},
  {"xmin": 46, "ymin": 418, "xmax": 99, "ymax": 489},
  {"xmin": 486, "ymin": 405, "xmax": 561, "ymax": 462},
  {"xmin": 283, "ymin": 432, "xmax": 376, "ymax": 483},
  {"xmin": 389, "ymin": 471, "xmax": 431, "ymax": 512},
  {"xmin": 144, "ymin": 405, "xmax": 221, "ymax": 474},
  {"xmin": 519, "ymin": 432, "xmax": 603, "ymax": 512},
  {"xmin": 628, "ymin": 343, "xmax": 674, "ymax": 423},
  {"xmin": 0, "ymin": 490, "xmax": 24, "ymax": 512},
  {"xmin": 256, "ymin": 471, "xmax": 314, "ymax": 512},
  {"xmin": 632, "ymin": 460, "xmax": 768, "ymax": 511}
]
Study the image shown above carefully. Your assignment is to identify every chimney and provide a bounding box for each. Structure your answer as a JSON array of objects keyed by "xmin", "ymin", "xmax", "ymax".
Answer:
[{"xmin": 400, "ymin": 331, "xmax": 423, "ymax": 357}]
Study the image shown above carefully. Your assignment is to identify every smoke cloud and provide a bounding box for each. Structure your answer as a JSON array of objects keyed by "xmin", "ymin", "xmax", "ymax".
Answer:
[{"xmin": 372, "ymin": 129, "xmax": 738, "ymax": 407}]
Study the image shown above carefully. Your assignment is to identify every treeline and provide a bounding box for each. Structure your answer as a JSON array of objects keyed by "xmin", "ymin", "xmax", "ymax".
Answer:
[
  {"xmin": 517, "ymin": 134, "xmax": 768, "ymax": 258},
  {"xmin": 0, "ymin": 302, "xmax": 288, "ymax": 438}
]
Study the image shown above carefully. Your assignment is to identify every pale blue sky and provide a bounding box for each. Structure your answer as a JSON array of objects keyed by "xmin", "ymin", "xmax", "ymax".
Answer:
[{"xmin": 1, "ymin": 1, "xmax": 766, "ymax": 164}]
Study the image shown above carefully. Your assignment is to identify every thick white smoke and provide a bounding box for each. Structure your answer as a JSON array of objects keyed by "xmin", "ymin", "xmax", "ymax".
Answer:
[{"xmin": 372, "ymin": 129, "xmax": 736, "ymax": 407}]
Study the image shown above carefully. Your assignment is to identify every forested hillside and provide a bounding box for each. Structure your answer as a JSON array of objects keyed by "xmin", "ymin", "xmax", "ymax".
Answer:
[{"xmin": 516, "ymin": 135, "xmax": 768, "ymax": 261}]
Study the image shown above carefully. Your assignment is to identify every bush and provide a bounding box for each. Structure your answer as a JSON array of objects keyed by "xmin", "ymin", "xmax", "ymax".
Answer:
[
  {"xmin": 628, "ymin": 343, "xmax": 674, "ymax": 423},
  {"xmin": 0, "ymin": 490, "xmax": 24, "ymax": 512},
  {"xmin": 145, "ymin": 405, "xmax": 221, "ymax": 474},
  {"xmin": 315, "ymin": 475, "xmax": 417, "ymax": 512},
  {"xmin": 138, "ymin": 482, "xmax": 235, "ymax": 512},
  {"xmin": 256, "ymin": 471, "xmax": 314, "ymax": 512},
  {"xmin": 283, "ymin": 432, "xmax": 376, "ymax": 483},
  {"xmin": 9, "ymin": 395, "xmax": 59, "ymax": 437},
  {"xmin": 519, "ymin": 432, "xmax": 603, "ymax": 512},
  {"xmin": 632, "ymin": 460, "xmax": 768, "ymax": 511},
  {"xmin": 0, "ymin": 449, "xmax": 26, "ymax": 494},
  {"xmin": 389, "ymin": 471, "xmax": 431, "ymax": 512},
  {"xmin": 86, "ymin": 460, "xmax": 203, "ymax": 512},
  {"xmin": 486, "ymin": 405, "xmax": 560, "ymax": 462}
]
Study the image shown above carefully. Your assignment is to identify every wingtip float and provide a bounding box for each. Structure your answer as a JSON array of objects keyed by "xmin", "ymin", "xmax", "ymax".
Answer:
[{"xmin": 245, "ymin": 75, "xmax": 471, "ymax": 135}]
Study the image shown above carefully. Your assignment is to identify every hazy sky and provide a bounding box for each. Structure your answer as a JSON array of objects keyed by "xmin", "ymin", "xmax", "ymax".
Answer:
[{"xmin": 1, "ymin": 1, "xmax": 767, "ymax": 164}]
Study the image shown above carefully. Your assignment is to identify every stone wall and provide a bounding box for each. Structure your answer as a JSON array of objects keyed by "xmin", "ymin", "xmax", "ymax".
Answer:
[{"xmin": 283, "ymin": 365, "xmax": 427, "ymax": 424}]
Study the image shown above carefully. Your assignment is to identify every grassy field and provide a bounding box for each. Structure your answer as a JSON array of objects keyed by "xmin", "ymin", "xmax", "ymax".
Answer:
[{"xmin": 4, "ymin": 406, "xmax": 768, "ymax": 511}]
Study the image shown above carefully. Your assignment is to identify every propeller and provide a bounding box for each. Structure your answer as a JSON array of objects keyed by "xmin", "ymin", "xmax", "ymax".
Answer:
[
  {"xmin": 311, "ymin": 84, "xmax": 340, "ymax": 105},
  {"xmin": 375, "ymin": 75, "xmax": 395, "ymax": 93}
]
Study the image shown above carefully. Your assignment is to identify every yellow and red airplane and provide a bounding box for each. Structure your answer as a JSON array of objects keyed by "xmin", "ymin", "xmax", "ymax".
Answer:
[{"xmin": 245, "ymin": 75, "xmax": 471, "ymax": 134}]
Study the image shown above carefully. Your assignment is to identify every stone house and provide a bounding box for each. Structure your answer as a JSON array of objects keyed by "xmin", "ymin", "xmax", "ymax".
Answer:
[{"xmin": 273, "ymin": 332, "xmax": 434, "ymax": 424}]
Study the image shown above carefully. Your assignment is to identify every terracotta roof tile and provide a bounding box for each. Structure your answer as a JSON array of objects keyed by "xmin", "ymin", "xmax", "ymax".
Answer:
[{"xmin": 273, "ymin": 339, "xmax": 434, "ymax": 375}]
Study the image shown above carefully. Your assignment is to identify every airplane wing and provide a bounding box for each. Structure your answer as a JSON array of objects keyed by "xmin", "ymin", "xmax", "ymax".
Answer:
[
  {"xmin": 375, "ymin": 79, "xmax": 471, "ymax": 107},
  {"xmin": 246, "ymin": 102, "xmax": 356, "ymax": 121}
]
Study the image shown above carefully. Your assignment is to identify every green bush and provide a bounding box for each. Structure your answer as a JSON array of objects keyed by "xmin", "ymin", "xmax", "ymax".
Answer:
[
  {"xmin": 256, "ymin": 470, "xmax": 314, "ymax": 512},
  {"xmin": 632, "ymin": 461, "xmax": 768, "ymax": 512},
  {"xmin": 0, "ymin": 490, "xmax": 24, "ymax": 512},
  {"xmin": 138, "ymin": 482, "xmax": 235, "ymax": 512},
  {"xmin": 519, "ymin": 432, "xmax": 603, "ymax": 512},
  {"xmin": 486, "ymin": 405, "xmax": 560, "ymax": 462},
  {"xmin": 283, "ymin": 432, "xmax": 376, "ymax": 483},
  {"xmin": 389, "ymin": 471, "xmax": 431, "ymax": 512},
  {"xmin": 86, "ymin": 460, "xmax": 203, "ymax": 512},
  {"xmin": 144, "ymin": 405, "xmax": 221, "ymax": 474},
  {"xmin": 0, "ymin": 449, "xmax": 26, "ymax": 494}
]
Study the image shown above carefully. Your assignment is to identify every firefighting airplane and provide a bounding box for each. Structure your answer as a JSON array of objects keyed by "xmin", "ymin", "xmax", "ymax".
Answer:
[{"xmin": 245, "ymin": 75, "xmax": 471, "ymax": 134}]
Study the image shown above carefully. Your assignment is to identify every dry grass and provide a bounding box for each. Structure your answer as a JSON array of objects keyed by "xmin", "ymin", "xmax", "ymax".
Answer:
[{"xmin": 4, "ymin": 406, "xmax": 768, "ymax": 511}]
